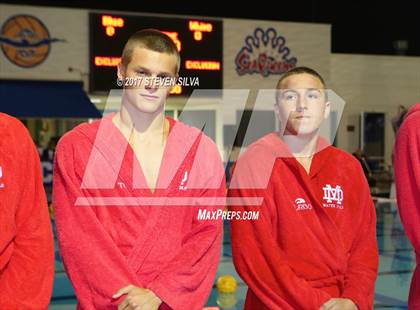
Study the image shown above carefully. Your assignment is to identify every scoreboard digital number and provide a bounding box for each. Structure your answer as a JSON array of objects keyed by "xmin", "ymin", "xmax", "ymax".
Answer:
[{"xmin": 89, "ymin": 13, "xmax": 223, "ymax": 96}]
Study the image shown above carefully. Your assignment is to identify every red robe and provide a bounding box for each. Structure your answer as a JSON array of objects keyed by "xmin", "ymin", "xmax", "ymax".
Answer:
[
  {"xmin": 229, "ymin": 133, "xmax": 378, "ymax": 310},
  {"xmin": 53, "ymin": 114, "xmax": 225, "ymax": 310},
  {"xmin": 394, "ymin": 103, "xmax": 420, "ymax": 309},
  {"xmin": 0, "ymin": 113, "xmax": 54, "ymax": 309}
]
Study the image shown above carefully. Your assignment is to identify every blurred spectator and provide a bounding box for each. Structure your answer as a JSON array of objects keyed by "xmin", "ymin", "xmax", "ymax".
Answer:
[
  {"xmin": 41, "ymin": 136, "xmax": 60, "ymax": 162},
  {"xmin": 352, "ymin": 147, "xmax": 376, "ymax": 186}
]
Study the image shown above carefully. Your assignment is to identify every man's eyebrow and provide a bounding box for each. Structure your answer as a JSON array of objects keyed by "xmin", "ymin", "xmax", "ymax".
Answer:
[
  {"xmin": 132, "ymin": 66, "xmax": 172, "ymax": 76},
  {"xmin": 132, "ymin": 66, "xmax": 151, "ymax": 73},
  {"xmin": 280, "ymin": 89, "xmax": 298, "ymax": 93},
  {"xmin": 156, "ymin": 71, "xmax": 174, "ymax": 76}
]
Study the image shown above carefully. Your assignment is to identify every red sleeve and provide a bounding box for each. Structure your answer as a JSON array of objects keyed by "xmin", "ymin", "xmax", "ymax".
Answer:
[
  {"xmin": 53, "ymin": 134, "xmax": 140, "ymax": 310},
  {"xmin": 341, "ymin": 168, "xmax": 379, "ymax": 310},
  {"xmin": 147, "ymin": 141, "xmax": 225, "ymax": 310},
  {"xmin": 229, "ymin": 158, "xmax": 332, "ymax": 310},
  {"xmin": 0, "ymin": 123, "xmax": 54, "ymax": 310},
  {"xmin": 394, "ymin": 112, "xmax": 420, "ymax": 252}
]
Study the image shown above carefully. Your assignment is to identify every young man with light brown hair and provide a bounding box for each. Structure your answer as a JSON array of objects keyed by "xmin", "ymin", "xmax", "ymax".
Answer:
[
  {"xmin": 54, "ymin": 29, "xmax": 225, "ymax": 310},
  {"xmin": 230, "ymin": 67, "xmax": 379, "ymax": 310}
]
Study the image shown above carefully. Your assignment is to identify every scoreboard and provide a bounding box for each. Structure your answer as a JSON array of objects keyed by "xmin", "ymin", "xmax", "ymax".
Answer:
[{"xmin": 89, "ymin": 13, "xmax": 223, "ymax": 95}]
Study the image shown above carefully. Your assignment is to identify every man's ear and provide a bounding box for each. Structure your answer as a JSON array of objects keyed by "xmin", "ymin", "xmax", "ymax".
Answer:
[
  {"xmin": 324, "ymin": 100, "xmax": 331, "ymax": 120},
  {"xmin": 274, "ymin": 101, "xmax": 280, "ymax": 119},
  {"xmin": 168, "ymin": 73, "xmax": 179, "ymax": 95},
  {"xmin": 117, "ymin": 63, "xmax": 125, "ymax": 80}
]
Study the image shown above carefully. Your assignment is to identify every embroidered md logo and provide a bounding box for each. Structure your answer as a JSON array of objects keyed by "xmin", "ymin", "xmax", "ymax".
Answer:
[
  {"xmin": 235, "ymin": 27, "xmax": 297, "ymax": 77},
  {"xmin": 322, "ymin": 184, "xmax": 344, "ymax": 209},
  {"xmin": 0, "ymin": 15, "xmax": 65, "ymax": 68},
  {"xmin": 295, "ymin": 197, "xmax": 312, "ymax": 211}
]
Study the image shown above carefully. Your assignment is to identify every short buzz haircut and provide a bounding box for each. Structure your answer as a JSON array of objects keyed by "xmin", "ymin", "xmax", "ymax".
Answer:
[
  {"xmin": 121, "ymin": 29, "xmax": 180, "ymax": 74},
  {"xmin": 276, "ymin": 66, "xmax": 326, "ymax": 89}
]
